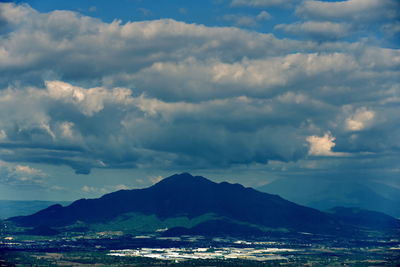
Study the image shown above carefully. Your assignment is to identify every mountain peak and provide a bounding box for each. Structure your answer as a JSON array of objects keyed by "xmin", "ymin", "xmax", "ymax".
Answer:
[
  {"xmin": 10, "ymin": 173, "xmax": 347, "ymax": 235},
  {"xmin": 151, "ymin": 173, "xmax": 215, "ymax": 189}
]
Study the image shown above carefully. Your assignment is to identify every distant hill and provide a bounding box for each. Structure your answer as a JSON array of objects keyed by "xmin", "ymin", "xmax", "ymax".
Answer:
[
  {"xmin": 162, "ymin": 220, "xmax": 265, "ymax": 237},
  {"xmin": 0, "ymin": 200, "xmax": 71, "ymax": 219},
  {"xmin": 326, "ymin": 207, "xmax": 400, "ymax": 230},
  {"xmin": 10, "ymin": 173, "xmax": 344, "ymax": 236},
  {"xmin": 258, "ymin": 178, "xmax": 400, "ymax": 218},
  {"xmin": 9, "ymin": 173, "xmax": 400, "ymax": 237}
]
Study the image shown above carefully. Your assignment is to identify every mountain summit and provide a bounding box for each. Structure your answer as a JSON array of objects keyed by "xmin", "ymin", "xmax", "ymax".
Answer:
[{"xmin": 11, "ymin": 173, "xmax": 347, "ymax": 235}]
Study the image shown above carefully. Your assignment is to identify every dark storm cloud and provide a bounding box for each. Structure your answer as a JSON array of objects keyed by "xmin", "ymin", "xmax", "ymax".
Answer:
[{"xmin": 0, "ymin": 3, "xmax": 399, "ymax": 178}]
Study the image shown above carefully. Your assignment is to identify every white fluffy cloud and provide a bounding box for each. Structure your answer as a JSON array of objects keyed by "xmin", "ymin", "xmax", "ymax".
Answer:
[
  {"xmin": 0, "ymin": 3, "xmax": 297, "ymax": 89},
  {"xmin": 296, "ymin": 0, "xmax": 399, "ymax": 22},
  {"xmin": 307, "ymin": 132, "xmax": 348, "ymax": 157},
  {"xmin": 46, "ymin": 81, "xmax": 133, "ymax": 116},
  {"xmin": 289, "ymin": 0, "xmax": 400, "ymax": 42},
  {"xmin": 345, "ymin": 108, "xmax": 375, "ymax": 131}
]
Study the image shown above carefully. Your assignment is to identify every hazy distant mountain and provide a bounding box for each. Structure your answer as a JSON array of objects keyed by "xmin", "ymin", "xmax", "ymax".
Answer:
[
  {"xmin": 0, "ymin": 200, "xmax": 71, "ymax": 219},
  {"xmin": 10, "ymin": 173, "xmax": 344, "ymax": 236},
  {"xmin": 326, "ymin": 207, "xmax": 400, "ymax": 230},
  {"xmin": 258, "ymin": 178, "xmax": 400, "ymax": 218}
]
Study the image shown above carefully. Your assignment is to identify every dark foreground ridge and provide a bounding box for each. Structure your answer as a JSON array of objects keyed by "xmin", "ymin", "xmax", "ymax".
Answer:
[{"xmin": 9, "ymin": 173, "xmax": 400, "ymax": 236}]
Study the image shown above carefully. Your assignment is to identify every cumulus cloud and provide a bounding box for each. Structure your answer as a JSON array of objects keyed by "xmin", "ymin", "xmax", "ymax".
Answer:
[
  {"xmin": 275, "ymin": 21, "xmax": 351, "ymax": 40},
  {"xmin": 0, "ymin": 161, "xmax": 47, "ymax": 188},
  {"xmin": 223, "ymin": 14, "xmax": 258, "ymax": 27},
  {"xmin": 0, "ymin": 81, "xmax": 318, "ymax": 172},
  {"xmin": 222, "ymin": 11, "xmax": 271, "ymax": 28},
  {"xmin": 45, "ymin": 80, "xmax": 132, "ymax": 116},
  {"xmin": 0, "ymin": 3, "xmax": 399, "ymax": 178},
  {"xmin": 81, "ymin": 185, "xmax": 97, "ymax": 193},
  {"xmin": 296, "ymin": 0, "xmax": 399, "ymax": 22},
  {"xmin": 231, "ymin": 0, "xmax": 299, "ymax": 7},
  {"xmin": 257, "ymin": 11, "xmax": 271, "ymax": 21},
  {"xmin": 82, "ymin": 184, "xmax": 130, "ymax": 195},
  {"xmin": 0, "ymin": 3, "xmax": 296, "ymax": 89},
  {"xmin": 345, "ymin": 107, "xmax": 375, "ymax": 131},
  {"xmin": 307, "ymin": 132, "xmax": 348, "ymax": 156},
  {"xmin": 381, "ymin": 22, "xmax": 400, "ymax": 42},
  {"xmin": 294, "ymin": 0, "xmax": 399, "ymax": 42},
  {"xmin": 15, "ymin": 165, "xmax": 46, "ymax": 176},
  {"xmin": 149, "ymin": 175, "xmax": 164, "ymax": 184},
  {"xmin": 129, "ymin": 52, "xmax": 362, "ymax": 101}
]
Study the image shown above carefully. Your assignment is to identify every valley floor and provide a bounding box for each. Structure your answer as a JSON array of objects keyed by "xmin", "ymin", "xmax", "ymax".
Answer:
[{"xmin": 1, "ymin": 234, "xmax": 399, "ymax": 266}]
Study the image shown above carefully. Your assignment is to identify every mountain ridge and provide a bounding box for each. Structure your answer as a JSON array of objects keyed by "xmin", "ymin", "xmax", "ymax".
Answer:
[
  {"xmin": 258, "ymin": 178, "xmax": 400, "ymax": 217},
  {"xmin": 10, "ymin": 173, "xmax": 344, "ymax": 235}
]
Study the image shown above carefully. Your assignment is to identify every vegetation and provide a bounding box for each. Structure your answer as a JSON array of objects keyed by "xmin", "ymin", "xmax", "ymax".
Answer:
[
  {"xmin": 1, "ymin": 250, "xmax": 399, "ymax": 267},
  {"xmin": 88, "ymin": 212, "xmax": 220, "ymax": 235}
]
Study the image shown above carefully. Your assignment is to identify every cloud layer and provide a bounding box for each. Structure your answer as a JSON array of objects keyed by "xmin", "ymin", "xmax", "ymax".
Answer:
[{"xmin": 0, "ymin": 3, "xmax": 399, "ymax": 183}]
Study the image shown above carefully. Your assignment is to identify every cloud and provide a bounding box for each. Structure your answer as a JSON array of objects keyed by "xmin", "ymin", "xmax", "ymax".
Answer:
[
  {"xmin": 45, "ymin": 80, "xmax": 133, "ymax": 116},
  {"xmin": 0, "ymin": 161, "xmax": 48, "ymax": 188},
  {"xmin": 275, "ymin": 21, "xmax": 351, "ymax": 40},
  {"xmin": 149, "ymin": 175, "xmax": 164, "ymax": 184},
  {"xmin": 306, "ymin": 132, "xmax": 348, "ymax": 156},
  {"xmin": 178, "ymin": 8, "xmax": 187, "ymax": 15},
  {"xmin": 0, "ymin": 2, "xmax": 300, "ymax": 90},
  {"xmin": 256, "ymin": 11, "xmax": 271, "ymax": 21},
  {"xmin": 0, "ymin": 3, "xmax": 399, "ymax": 178},
  {"xmin": 82, "ymin": 184, "xmax": 130, "ymax": 195},
  {"xmin": 223, "ymin": 14, "xmax": 258, "ymax": 27},
  {"xmin": 381, "ymin": 22, "xmax": 400, "ymax": 40},
  {"xmin": 0, "ymin": 129, "xmax": 6, "ymax": 139},
  {"xmin": 231, "ymin": 0, "xmax": 298, "ymax": 7},
  {"xmin": 345, "ymin": 107, "xmax": 375, "ymax": 132},
  {"xmin": 82, "ymin": 185, "xmax": 97, "ymax": 193},
  {"xmin": 129, "ymin": 53, "xmax": 361, "ymax": 101},
  {"xmin": 137, "ymin": 8, "xmax": 152, "ymax": 17},
  {"xmin": 0, "ymin": 81, "xmax": 318, "ymax": 172},
  {"xmin": 294, "ymin": 0, "xmax": 400, "ymax": 43},
  {"xmin": 296, "ymin": 0, "xmax": 399, "ymax": 22},
  {"xmin": 15, "ymin": 165, "xmax": 47, "ymax": 176},
  {"xmin": 222, "ymin": 11, "xmax": 271, "ymax": 27},
  {"xmin": 88, "ymin": 6, "xmax": 97, "ymax": 13}
]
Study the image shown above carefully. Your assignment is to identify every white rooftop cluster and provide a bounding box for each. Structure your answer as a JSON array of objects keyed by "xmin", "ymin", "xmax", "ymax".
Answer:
[{"xmin": 108, "ymin": 247, "xmax": 297, "ymax": 261}]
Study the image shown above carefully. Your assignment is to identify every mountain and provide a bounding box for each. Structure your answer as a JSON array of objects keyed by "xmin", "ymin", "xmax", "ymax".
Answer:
[
  {"xmin": 0, "ymin": 200, "xmax": 71, "ymax": 219},
  {"xmin": 162, "ymin": 220, "xmax": 265, "ymax": 237},
  {"xmin": 10, "ymin": 173, "xmax": 344, "ymax": 236},
  {"xmin": 326, "ymin": 207, "xmax": 400, "ymax": 230},
  {"xmin": 258, "ymin": 178, "xmax": 400, "ymax": 218}
]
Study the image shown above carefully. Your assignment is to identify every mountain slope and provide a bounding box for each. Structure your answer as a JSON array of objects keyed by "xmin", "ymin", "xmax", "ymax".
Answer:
[
  {"xmin": 0, "ymin": 200, "xmax": 71, "ymax": 219},
  {"xmin": 10, "ymin": 173, "xmax": 342, "ymax": 235},
  {"xmin": 327, "ymin": 207, "xmax": 400, "ymax": 230},
  {"xmin": 258, "ymin": 178, "xmax": 400, "ymax": 218}
]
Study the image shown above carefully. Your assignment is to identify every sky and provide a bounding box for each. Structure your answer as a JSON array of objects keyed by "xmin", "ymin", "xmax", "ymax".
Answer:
[{"xmin": 0, "ymin": 0, "xmax": 399, "ymax": 200}]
